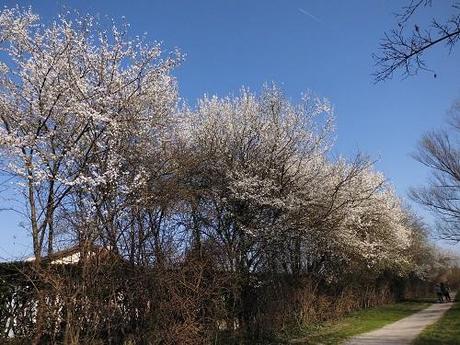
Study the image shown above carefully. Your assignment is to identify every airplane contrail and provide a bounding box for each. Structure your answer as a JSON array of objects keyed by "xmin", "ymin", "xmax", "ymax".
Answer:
[{"xmin": 298, "ymin": 8, "xmax": 322, "ymax": 23}]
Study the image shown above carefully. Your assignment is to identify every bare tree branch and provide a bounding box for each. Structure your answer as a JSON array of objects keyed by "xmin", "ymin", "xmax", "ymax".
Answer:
[{"xmin": 374, "ymin": 1, "xmax": 460, "ymax": 82}]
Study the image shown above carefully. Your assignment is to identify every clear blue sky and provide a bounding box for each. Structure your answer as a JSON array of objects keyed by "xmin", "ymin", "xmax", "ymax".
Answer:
[{"xmin": 1, "ymin": 0, "xmax": 459, "ymax": 259}]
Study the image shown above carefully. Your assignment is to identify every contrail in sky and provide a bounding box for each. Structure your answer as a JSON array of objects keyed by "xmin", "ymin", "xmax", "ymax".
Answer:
[{"xmin": 298, "ymin": 8, "xmax": 322, "ymax": 23}]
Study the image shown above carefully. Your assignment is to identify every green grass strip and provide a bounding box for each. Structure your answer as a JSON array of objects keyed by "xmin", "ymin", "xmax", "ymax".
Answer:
[
  {"xmin": 286, "ymin": 300, "xmax": 431, "ymax": 345},
  {"xmin": 413, "ymin": 299, "xmax": 460, "ymax": 345}
]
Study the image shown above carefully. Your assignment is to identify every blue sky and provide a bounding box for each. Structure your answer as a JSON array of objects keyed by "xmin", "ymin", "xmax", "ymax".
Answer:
[{"xmin": 1, "ymin": 0, "xmax": 459, "ymax": 259}]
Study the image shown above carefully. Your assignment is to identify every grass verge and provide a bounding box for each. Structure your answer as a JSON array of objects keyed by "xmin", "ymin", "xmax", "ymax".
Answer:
[
  {"xmin": 285, "ymin": 300, "xmax": 432, "ymax": 345},
  {"xmin": 413, "ymin": 297, "xmax": 460, "ymax": 345}
]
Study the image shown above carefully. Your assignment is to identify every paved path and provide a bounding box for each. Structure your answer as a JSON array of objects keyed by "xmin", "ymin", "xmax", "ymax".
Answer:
[{"xmin": 343, "ymin": 301, "xmax": 455, "ymax": 345}]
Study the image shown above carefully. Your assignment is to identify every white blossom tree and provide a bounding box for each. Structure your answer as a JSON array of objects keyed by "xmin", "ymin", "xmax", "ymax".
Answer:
[
  {"xmin": 0, "ymin": 7, "xmax": 180, "ymax": 262},
  {"xmin": 179, "ymin": 86, "xmax": 416, "ymax": 281}
]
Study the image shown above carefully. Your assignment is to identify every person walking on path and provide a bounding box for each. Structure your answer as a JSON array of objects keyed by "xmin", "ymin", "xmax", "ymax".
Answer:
[
  {"xmin": 434, "ymin": 283, "xmax": 444, "ymax": 303},
  {"xmin": 440, "ymin": 282, "xmax": 451, "ymax": 302}
]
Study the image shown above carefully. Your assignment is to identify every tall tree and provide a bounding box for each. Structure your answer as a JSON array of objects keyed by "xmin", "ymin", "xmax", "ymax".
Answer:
[
  {"xmin": 411, "ymin": 102, "xmax": 460, "ymax": 242},
  {"xmin": 0, "ymin": 7, "xmax": 180, "ymax": 261}
]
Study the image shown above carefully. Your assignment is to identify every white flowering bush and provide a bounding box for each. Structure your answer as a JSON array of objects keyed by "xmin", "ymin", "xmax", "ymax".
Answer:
[{"xmin": 179, "ymin": 86, "xmax": 422, "ymax": 282}]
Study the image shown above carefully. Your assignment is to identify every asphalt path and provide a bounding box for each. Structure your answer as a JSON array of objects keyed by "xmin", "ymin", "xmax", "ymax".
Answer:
[{"xmin": 343, "ymin": 299, "xmax": 455, "ymax": 345}]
